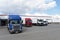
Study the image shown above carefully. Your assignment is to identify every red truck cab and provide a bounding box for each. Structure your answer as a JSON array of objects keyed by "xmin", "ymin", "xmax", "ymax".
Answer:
[{"xmin": 25, "ymin": 18, "xmax": 32, "ymax": 27}]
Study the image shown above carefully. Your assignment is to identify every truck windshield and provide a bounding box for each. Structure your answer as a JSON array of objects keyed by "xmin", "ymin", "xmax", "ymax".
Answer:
[
  {"xmin": 27, "ymin": 20, "xmax": 32, "ymax": 22},
  {"xmin": 38, "ymin": 20, "xmax": 43, "ymax": 22},
  {"xmin": 10, "ymin": 20, "xmax": 20, "ymax": 24},
  {"xmin": 43, "ymin": 21, "xmax": 47, "ymax": 22}
]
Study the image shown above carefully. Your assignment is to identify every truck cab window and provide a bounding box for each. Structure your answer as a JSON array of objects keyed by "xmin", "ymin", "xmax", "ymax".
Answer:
[{"xmin": 10, "ymin": 20, "xmax": 20, "ymax": 24}]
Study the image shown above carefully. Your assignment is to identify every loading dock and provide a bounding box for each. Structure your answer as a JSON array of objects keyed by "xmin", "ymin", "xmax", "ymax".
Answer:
[
  {"xmin": 0, "ymin": 15, "xmax": 8, "ymax": 26},
  {"xmin": 0, "ymin": 19, "xmax": 8, "ymax": 26}
]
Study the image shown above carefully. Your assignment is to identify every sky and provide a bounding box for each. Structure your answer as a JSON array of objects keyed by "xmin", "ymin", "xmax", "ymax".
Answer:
[{"xmin": 0, "ymin": 0, "xmax": 60, "ymax": 16}]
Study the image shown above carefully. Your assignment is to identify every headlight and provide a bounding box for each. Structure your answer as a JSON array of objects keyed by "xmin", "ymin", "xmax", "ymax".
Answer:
[{"xmin": 10, "ymin": 28, "xmax": 14, "ymax": 32}]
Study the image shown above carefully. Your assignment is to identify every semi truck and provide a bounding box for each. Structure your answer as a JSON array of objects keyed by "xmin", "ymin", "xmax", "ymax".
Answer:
[
  {"xmin": 25, "ymin": 18, "xmax": 32, "ymax": 27},
  {"xmin": 37, "ymin": 19, "xmax": 48, "ymax": 26},
  {"xmin": 7, "ymin": 15, "xmax": 23, "ymax": 34}
]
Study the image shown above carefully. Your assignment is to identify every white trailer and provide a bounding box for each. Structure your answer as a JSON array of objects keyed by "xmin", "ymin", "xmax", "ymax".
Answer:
[{"xmin": 20, "ymin": 15, "xmax": 53, "ymax": 25}]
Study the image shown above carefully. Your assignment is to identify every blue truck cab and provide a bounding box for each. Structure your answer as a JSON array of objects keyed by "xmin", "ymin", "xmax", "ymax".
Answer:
[{"xmin": 8, "ymin": 15, "xmax": 23, "ymax": 34}]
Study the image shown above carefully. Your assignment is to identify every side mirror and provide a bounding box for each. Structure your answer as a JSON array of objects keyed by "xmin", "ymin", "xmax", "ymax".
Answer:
[
  {"xmin": 20, "ymin": 20, "xmax": 23, "ymax": 23},
  {"xmin": 22, "ymin": 20, "xmax": 23, "ymax": 23}
]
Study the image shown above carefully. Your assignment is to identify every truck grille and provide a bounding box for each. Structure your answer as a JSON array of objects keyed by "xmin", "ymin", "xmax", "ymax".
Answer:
[{"xmin": 13, "ymin": 26, "xmax": 20, "ymax": 30}]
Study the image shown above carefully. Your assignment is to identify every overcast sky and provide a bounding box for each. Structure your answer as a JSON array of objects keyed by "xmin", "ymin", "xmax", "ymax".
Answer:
[{"xmin": 0, "ymin": 0, "xmax": 60, "ymax": 16}]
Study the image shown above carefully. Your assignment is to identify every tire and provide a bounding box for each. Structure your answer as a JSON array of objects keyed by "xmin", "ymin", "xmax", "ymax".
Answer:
[
  {"xmin": 45, "ymin": 24, "xmax": 48, "ymax": 26},
  {"xmin": 9, "ymin": 32, "xmax": 15, "ymax": 34},
  {"xmin": 9, "ymin": 30, "xmax": 15, "ymax": 34},
  {"xmin": 36, "ymin": 23, "xmax": 39, "ymax": 26},
  {"xmin": 18, "ymin": 31, "xmax": 22, "ymax": 33}
]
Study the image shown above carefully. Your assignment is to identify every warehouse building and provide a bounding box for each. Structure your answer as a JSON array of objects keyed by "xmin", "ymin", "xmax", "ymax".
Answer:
[
  {"xmin": 0, "ymin": 14, "xmax": 60, "ymax": 26},
  {"xmin": 20, "ymin": 15, "xmax": 53, "ymax": 25}
]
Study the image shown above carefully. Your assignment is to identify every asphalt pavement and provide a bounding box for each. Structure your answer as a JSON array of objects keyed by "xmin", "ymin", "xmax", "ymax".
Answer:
[{"xmin": 0, "ymin": 24, "xmax": 60, "ymax": 40}]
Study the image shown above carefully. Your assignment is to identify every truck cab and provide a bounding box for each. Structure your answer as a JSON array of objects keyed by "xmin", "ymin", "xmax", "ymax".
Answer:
[
  {"xmin": 37, "ymin": 19, "xmax": 48, "ymax": 26},
  {"xmin": 8, "ymin": 15, "xmax": 23, "ymax": 34},
  {"xmin": 25, "ymin": 18, "xmax": 32, "ymax": 27}
]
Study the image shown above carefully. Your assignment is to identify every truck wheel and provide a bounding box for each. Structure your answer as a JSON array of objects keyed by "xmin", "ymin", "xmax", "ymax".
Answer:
[
  {"xmin": 18, "ymin": 31, "xmax": 22, "ymax": 33},
  {"xmin": 35, "ymin": 23, "xmax": 37, "ymax": 26},
  {"xmin": 10, "ymin": 32, "xmax": 15, "ymax": 34},
  {"xmin": 45, "ymin": 24, "xmax": 48, "ymax": 26},
  {"xmin": 9, "ymin": 31, "xmax": 15, "ymax": 34}
]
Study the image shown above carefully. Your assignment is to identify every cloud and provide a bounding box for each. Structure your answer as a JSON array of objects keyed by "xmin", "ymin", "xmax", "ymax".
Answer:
[
  {"xmin": 38, "ymin": 1, "xmax": 56, "ymax": 10},
  {"xmin": 0, "ymin": 0, "xmax": 57, "ymax": 15},
  {"xmin": 25, "ymin": 0, "xmax": 56, "ymax": 10}
]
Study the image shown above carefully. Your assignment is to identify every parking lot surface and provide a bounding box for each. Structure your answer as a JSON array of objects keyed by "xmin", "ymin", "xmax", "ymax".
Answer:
[{"xmin": 0, "ymin": 24, "xmax": 60, "ymax": 40}]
